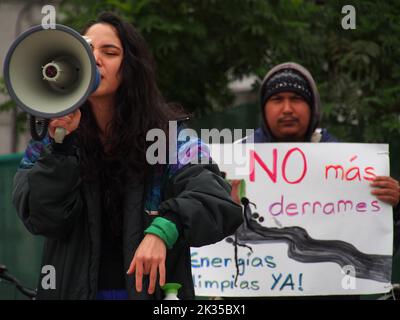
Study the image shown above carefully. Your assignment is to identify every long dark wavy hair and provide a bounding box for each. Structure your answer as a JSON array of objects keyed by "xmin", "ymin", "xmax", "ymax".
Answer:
[{"xmin": 77, "ymin": 12, "xmax": 185, "ymax": 239}]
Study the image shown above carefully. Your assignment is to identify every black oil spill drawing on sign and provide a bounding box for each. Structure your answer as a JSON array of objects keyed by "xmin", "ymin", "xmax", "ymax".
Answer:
[{"xmin": 226, "ymin": 197, "xmax": 392, "ymax": 284}]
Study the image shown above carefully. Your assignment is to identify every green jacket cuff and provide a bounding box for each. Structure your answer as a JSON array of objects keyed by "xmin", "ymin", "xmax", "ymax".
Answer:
[{"xmin": 144, "ymin": 216, "xmax": 179, "ymax": 249}]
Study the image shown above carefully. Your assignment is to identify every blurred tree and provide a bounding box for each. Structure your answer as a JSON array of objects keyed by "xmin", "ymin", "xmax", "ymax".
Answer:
[
  {"xmin": 316, "ymin": 1, "xmax": 400, "ymax": 145},
  {"xmin": 1, "ymin": 0, "xmax": 399, "ymax": 159},
  {"xmin": 58, "ymin": 0, "xmax": 400, "ymax": 142}
]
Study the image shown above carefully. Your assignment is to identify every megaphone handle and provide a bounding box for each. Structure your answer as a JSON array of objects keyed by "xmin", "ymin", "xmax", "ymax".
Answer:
[{"xmin": 54, "ymin": 127, "xmax": 67, "ymax": 144}]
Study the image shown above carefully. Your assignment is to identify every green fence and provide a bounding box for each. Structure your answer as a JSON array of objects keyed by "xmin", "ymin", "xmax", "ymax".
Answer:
[{"xmin": 0, "ymin": 153, "xmax": 43, "ymax": 299}]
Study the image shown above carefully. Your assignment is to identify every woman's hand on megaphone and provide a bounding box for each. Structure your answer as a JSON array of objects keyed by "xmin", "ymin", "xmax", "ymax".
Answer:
[{"xmin": 48, "ymin": 109, "xmax": 81, "ymax": 139}]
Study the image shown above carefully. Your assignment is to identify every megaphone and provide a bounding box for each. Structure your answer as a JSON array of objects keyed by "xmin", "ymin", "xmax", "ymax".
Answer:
[{"xmin": 3, "ymin": 24, "xmax": 100, "ymax": 143}]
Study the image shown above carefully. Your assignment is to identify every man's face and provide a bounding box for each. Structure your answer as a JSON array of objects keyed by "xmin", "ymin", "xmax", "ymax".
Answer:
[{"xmin": 264, "ymin": 91, "xmax": 311, "ymax": 141}]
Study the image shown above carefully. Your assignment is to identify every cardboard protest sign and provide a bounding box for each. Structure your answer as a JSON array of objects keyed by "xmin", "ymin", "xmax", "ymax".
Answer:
[{"xmin": 191, "ymin": 143, "xmax": 393, "ymax": 296}]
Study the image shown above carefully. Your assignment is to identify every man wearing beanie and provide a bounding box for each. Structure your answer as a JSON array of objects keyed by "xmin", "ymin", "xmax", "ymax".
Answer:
[
  {"xmin": 241, "ymin": 62, "xmax": 400, "ymax": 299},
  {"xmin": 247, "ymin": 62, "xmax": 398, "ymax": 213},
  {"xmin": 249, "ymin": 62, "xmax": 337, "ymax": 143}
]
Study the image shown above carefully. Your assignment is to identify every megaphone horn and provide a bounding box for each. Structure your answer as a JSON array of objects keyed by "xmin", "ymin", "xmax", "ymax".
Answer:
[{"xmin": 3, "ymin": 24, "xmax": 100, "ymax": 142}]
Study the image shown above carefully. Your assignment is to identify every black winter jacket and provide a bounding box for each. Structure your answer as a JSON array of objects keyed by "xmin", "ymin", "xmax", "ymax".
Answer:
[{"xmin": 12, "ymin": 135, "xmax": 243, "ymax": 300}]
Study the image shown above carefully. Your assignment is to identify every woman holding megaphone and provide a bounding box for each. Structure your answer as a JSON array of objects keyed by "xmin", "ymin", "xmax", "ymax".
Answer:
[{"xmin": 12, "ymin": 12, "xmax": 242, "ymax": 300}]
